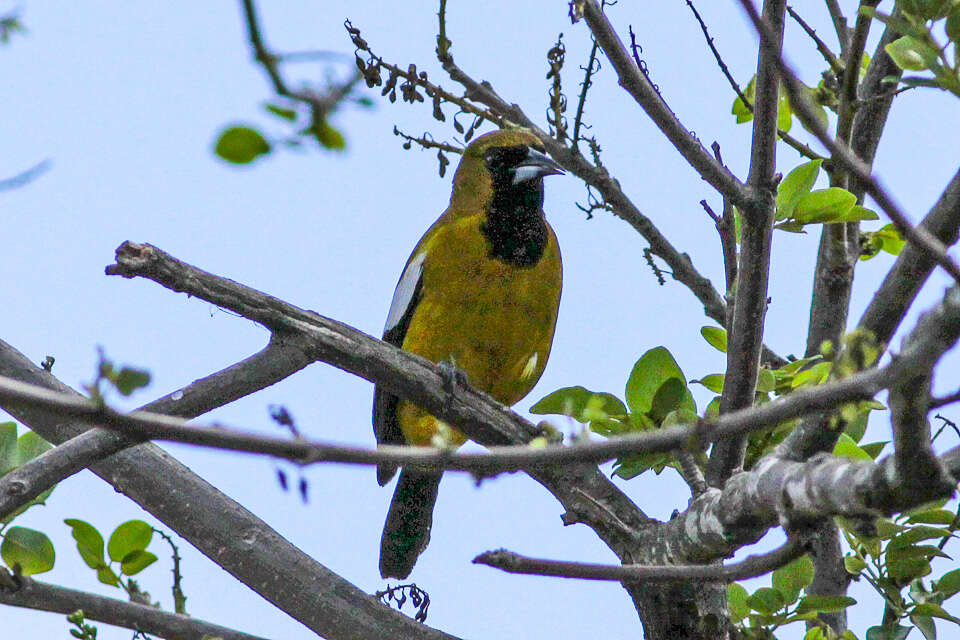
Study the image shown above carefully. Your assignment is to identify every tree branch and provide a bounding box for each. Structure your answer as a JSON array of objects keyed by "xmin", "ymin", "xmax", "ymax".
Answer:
[
  {"xmin": 824, "ymin": 0, "xmax": 850, "ymax": 55},
  {"xmin": 706, "ymin": 0, "xmax": 786, "ymax": 487},
  {"xmin": 474, "ymin": 535, "xmax": 805, "ymax": 582},
  {"xmin": 576, "ymin": 0, "xmax": 751, "ymax": 208},
  {"xmin": 0, "ymin": 358, "xmax": 892, "ymax": 476},
  {"xmin": 0, "ymin": 569, "xmax": 267, "ymax": 640},
  {"xmin": 786, "ymin": 5, "xmax": 842, "ymax": 74}
]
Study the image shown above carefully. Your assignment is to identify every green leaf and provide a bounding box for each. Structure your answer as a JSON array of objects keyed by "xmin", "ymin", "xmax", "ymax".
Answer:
[
  {"xmin": 908, "ymin": 509, "xmax": 958, "ymax": 525},
  {"xmin": 795, "ymin": 594, "xmax": 857, "ymax": 614},
  {"xmin": 910, "ymin": 613, "xmax": 937, "ymax": 640},
  {"xmin": 649, "ymin": 378, "xmax": 694, "ymax": 423},
  {"xmin": 793, "ymin": 187, "xmax": 858, "ymax": 224},
  {"xmin": 700, "ymin": 326, "xmax": 728, "ymax": 353},
  {"xmin": 314, "ymin": 119, "xmax": 346, "ymax": 150},
  {"xmin": 214, "ymin": 125, "xmax": 271, "ymax": 164},
  {"xmin": 747, "ymin": 587, "xmax": 786, "ymax": 615},
  {"xmin": 776, "ymin": 160, "xmax": 822, "ymax": 221},
  {"xmin": 772, "ymin": 554, "xmax": 814, "ymax": 605},
  {"xmin": 844, "ymin": 555, "xmax": 867, "ymax": 574},
  {"xmin": 120, "ymin": 549, "xmax": 158, "ymax": 576},
  {"xmin": 935, "ymin": 568, "xmax": 960, "ymax": 598},
  {"xmin": 97, "ymin": 564, "xmax": 120, "ymax": 586},
  {"xmin": 791, "ymin": 362, "xmax": 832, "ymax": 388},
  {"xmin": 625, "ymin": 347, "xmax": 692, "ymax": 415},
  {"xmin": 531, "ymin": 386, "xmax": 626, "ymax": 422},
  {"xmin": 914, "ymin": 602, "xmax": 960, "ymax": 623},
  {"xmin": 16, "ymin": 431, "xmax": 52, "ymax": 466},
  {"xmin": 107, "ymin": 520, "xmax": 153, "ymax": 563},
  {"xmin": 756, "ymin": 368, "xmax": 777, "ymax": 393},
  {"xmin": 885, "ymin": 36, "xmax": 935, "ymax": 71},
  {"xmin": 64, "ymin": 519, "xmax": 105, "ymax": 570},
  {"xmin": 833, "ymin": 433, "xmax": 873, "ymax": 461},
  {"xmin": 0, "ymin": 422, "xmax": 17, "ymax": 476},
  {"xmin": 866, "ymin": 625, "xmax": 912, "ymax": 640},
  {"xmin": 887, "ymin": 546, "xmax": 935, "ymax": 581},
  {"xmin": 731, "ymin": 76, "xmax": 757, "ymax": 124},
  {"xmin": 728, "ymin": 583, "xmax": 750, "ymax": 622},
  {"xmin": 840, "ymin": 205, "xmax": 879, "ymax": 222},
  {"xmin": 947, "ymin": 10, "xmax": 960, "ymax": 44},
  {"xmin": 777, "ymin": 88, "xmax": 792, "ymax": 132},
  {"xmin": 889, "ymin": 525, "xmax": 951, "ymax": 548},
  {"xmin": 114, "ymin": 367, "xmax": 150, "ymax": 396},
  {"xmin": 611, "ymin": 451, "xmax": 677, "ymax": 479},
  {"xmin": 263, "ymin": 102, "xmax": 297, "ymax": 121},
  {"xmin": 693, "ymin": 374, "xmax": 725, "ymax": 393},
  {"xmin": 860, "ymin": 441, "xmax": 888, "ymax": 459},
  {"xmin": 1, "ymin": 526, "xmax": 55, "ymax": 575}
]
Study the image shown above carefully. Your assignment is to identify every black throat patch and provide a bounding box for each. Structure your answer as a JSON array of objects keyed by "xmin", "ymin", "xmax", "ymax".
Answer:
[{"xmin": 480, "ymin": 148, "xmax": 548, "ymax": 267}]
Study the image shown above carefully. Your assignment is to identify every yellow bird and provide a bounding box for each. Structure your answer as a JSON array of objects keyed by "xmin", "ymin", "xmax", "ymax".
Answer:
[{"xmin": 373, "ymin": 129, "xmax": 564, "ymax": 579}]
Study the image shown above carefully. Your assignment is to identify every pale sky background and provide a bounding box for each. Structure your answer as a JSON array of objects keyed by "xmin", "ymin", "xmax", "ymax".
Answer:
[{"xmin": 2, "ymin": 1, "xmax": 959, "ymax": 639}]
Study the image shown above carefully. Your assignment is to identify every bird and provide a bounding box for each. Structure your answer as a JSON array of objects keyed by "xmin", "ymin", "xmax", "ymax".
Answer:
[{"xmin": 373, "ymin": 128, "xmax": 565, "ymax": 579}]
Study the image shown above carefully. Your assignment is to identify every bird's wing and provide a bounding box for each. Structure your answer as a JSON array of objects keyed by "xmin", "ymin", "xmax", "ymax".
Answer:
[{"xmin": 373, "ymin": 250, "xmax": 427, "ymax": 485}]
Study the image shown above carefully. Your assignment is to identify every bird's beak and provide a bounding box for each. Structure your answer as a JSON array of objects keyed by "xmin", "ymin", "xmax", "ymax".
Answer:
[{"xmin": 511, "ymin": 147, "xmax": 565, "ymax": 184}]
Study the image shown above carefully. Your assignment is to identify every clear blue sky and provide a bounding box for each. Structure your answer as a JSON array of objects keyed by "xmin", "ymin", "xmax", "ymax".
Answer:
[{"xmin": 2, "ymin": 1, "xmax": 958, "ymax": 638}]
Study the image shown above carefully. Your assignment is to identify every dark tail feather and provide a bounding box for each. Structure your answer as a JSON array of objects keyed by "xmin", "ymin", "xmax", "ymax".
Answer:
[{"xmin": 379, "ymin": 470, "xmax": 442, "ymax": 579}]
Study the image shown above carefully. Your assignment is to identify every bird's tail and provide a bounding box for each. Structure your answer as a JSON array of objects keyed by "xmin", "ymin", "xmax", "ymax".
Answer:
[{"xmin": 379, "ymin": 469, "xmax": 442, "ymax": 579}]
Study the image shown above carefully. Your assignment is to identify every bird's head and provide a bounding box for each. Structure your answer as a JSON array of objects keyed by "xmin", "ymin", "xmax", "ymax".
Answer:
[{"xmin": 447, "ymin": 129, "xmax": 564, "ymax": 218}]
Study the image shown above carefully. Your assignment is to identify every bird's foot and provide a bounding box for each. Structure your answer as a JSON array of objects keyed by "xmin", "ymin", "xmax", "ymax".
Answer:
[{"xmin": 437, "ymin": 358, "xmax": 468, "ymax": 397}]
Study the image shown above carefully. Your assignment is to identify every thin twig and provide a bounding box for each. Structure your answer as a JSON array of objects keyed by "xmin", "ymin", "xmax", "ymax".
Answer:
[
  {"xmin": 786, "ymin": 5, "xmax": 842, "ymax": 73},
  {"xmin": 825, "ymin": 0, "xmax": 850, "ymax": 55},
  {"xmin": 474, "ymin": 536, "xmax": 805, "ymax": 582},
  {"xmin": 0, "ymin": 347, "xmax": 893, "ymax": 475}
]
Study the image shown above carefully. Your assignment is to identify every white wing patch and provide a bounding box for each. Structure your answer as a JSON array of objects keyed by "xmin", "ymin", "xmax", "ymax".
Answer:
[
  {"xmin": 520, "ymin": 352, "xmax": 539, "ymax": 380},
  {"xmin": 384, "ymin": 251, "xmax": 426, "ymax": 333}
]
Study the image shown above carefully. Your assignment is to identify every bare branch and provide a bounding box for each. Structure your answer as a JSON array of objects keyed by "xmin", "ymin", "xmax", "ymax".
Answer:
[
  {"xmin": 0, "ymin": 361, "xmax": 889, "ymax": 475},
  {"xmin": 474, "ymin": 536, "xmax": 805, "ymax": 582},
  {"xmin": 786, "ymin": 5, "xmax": 842, "ymax": 73},
  {"xmin": 0, "ymin": 569, "xmax": 268, "ymax": 640},
  {"xmin": 824, "ymin": 0, "xmax": 850, "ymax": 55},
  {"xmin": 576, "ymin": 0, "xmax": 751, "ymax": 207}
]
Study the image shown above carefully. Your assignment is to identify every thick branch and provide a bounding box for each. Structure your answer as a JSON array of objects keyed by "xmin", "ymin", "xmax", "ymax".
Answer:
[
  {"xmin": 0, "ymin": 570, "xmax": 266, "ymax": 640},
  {"xmin": 474, "ymin": 536, "xmax": 804, "ymax": 582},
  {"xmin": 706, "ymin": 0, "xmax": 786, "ymax": 486}
]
